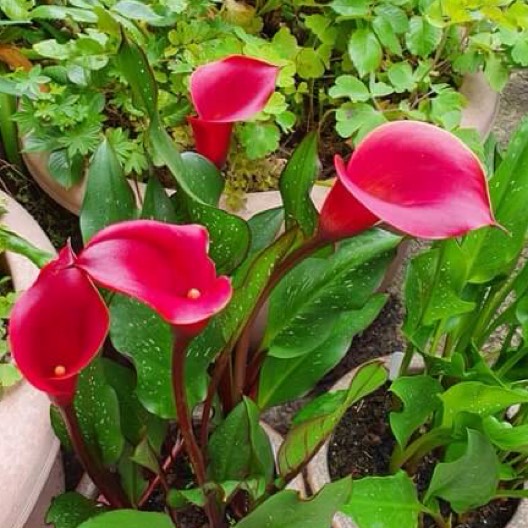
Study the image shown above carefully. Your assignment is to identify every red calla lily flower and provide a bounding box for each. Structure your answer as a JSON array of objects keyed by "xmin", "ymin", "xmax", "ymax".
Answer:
[
  {"xmin": 76, "ymin": 221, "xmax": 232, "ymax": 330},
  {"xmin": 188, "ymin": 55, "xmax": 279, "ymax": 167},
  {"xmin": 9, "ymin": 221, "xmax": 232, "ymax": 402},
  {"xmin": 319, "ymin": 121, "xmax": 496, "ymax": 240},
  {"xmin": 9, "ymin": 246, "xmax": 109, "ymax": 404}
]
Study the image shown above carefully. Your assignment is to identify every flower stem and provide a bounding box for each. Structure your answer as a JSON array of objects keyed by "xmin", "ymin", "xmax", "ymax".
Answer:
[
  {"xmin": 171, "ymin": 330, "xmax": 225, "ymax": 528},
  {"xmin": 230, "ymin": 234, "xmax": 329, "ymax": 407},
  {"xmin": 58, "ymin": 402, "xmax": 131, "ymax": 508}
]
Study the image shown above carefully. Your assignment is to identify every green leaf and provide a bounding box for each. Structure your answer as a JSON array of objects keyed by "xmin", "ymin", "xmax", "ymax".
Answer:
[
  {"xmin": 304, "ymin": 14, "xmax": 337, "ymax": 45},
  {"xmin": 48, "ymin": 150, "xmax": 84, "ymax": 189},
  {"xmin": 484, "ymin": 55, "xmax": 509, "ymax": 92},
  {"xmin": 208, "ymin": 398, "xmax": 274, "ymax": 486},
  {"xmin": 247, "ymin": 207, "xmax": 284, "ymax": 255},
  {"xmin": 117, "ymin": 445, "xmax": 148, "ymax": 505},
  {"xmin": 374, "ymin": 4, "xmax": 409, "ymax": 34},
  {"xmin": 1, "ymin": 0, "xmax": 33, "ymax": 20},
  {"xmin": 46, "ymin": 492, "xmax": 105, "ymax": 528},
  {"xmin": 330, "ymin": 0, "xmax": 370, "ymax": 17},
  {"xmin": 464, "ymin": 118, "xmax": 528, "ymax": 283},
  {"xmin": 279, "ymin": 132, "xmax": 319, "ymax": 236},
  {"xmin": 277, "ymin": 361, "xmax": 387, "ymax": 478},
  {"xmin": 512, "ymin": 38, "xmax": 528, "ymax": 67},
  {"xmin": 258, "ymin": 295, "xmax": 387, "ymax": 408},
  {"xmin": 373, "ymin": 15, "xmax": 402, "ymax": 55},
  {"xmin": 130, "ymin": 437, "xmax": 160, "ymax": 473},
  {"xmin": 341, "ymin": 471, "xmax": 423, "ymax": 528},
  {"xmin": 264, "ymin": 230, "xmax": 400, "ymax": 358},
  {"xmin": 425, "ymin": 430, "xmax": 499, "ymax": 513},
  {"xmin": 0, "ymin": 363, "xmax": 20, "ymax": 388},
  {"xmin": 236, "ymin": 478, "xmax": 352, "ymax": 528},
  {"xmin": 77, "ymin": 510, "xmax": 173, "ymax": 528},
  {"xmin": 221, "ymin": 229, "xmax": 299, "ymax": 344},
  {"xmin": 238, "ymin": 122, "xmax": 281, "ymax": 159},
  {"xmin": 140, "ymin": 177, "xmax": 178, "ymax": 223},
  {"xmin": 390, "ymin": 375, "xmax": 443, "ymax": 448},
  {"xmin": 102, "ymin": 359, "xmax": 166, "ymax": 450},
  {"xmin": 31, "ymin": 5, "xmax": 97, "ymax": 22},
  {"xmin": 483, "ymin": 416, "xmax": 528, "ymax": 451},
  {"xmin": 388, "ymin": 62, "xmax": 415, "ymax": 93},
  {"xmin": 329, "ymin": 75, "xmax": 370, "ymax": 102},
  {"xmin": 179, "ymin": 152, "xmax": 224, "ymax": 206},
  {"xmin": 296, "ymin": 48, "xmax": 325, "ymax": 79},
  {"xmin": 113, "ymin": 0, "xmax": 165, "ymax": 23},
  {"xmin": 405, "ymin": 16, "xmax": 442, "ymax": 57},
  {"xmin": 110, "ymin": 296, "xmax": 175, "ymax": 418},
  {"xmin": 80, "ymin": 138, "xmax": 137, "ymax": 243},
  {"xmin": 115, "ymin": 33, "xmax": 158, "ymax": 116},
  {"xmin": 348, "ymin": 29, "xmax": 382, "ymax": 77},
  {"xmin": 335, "ymin": 102, "xmax": 387, "ymax": 141},
  {"xmin": 53, "ymin": 359, "xmax": 125, "ymax": 465},
  {"xmin": 440, "ymin": 382, "xmax": 528, "ymax": 427}
]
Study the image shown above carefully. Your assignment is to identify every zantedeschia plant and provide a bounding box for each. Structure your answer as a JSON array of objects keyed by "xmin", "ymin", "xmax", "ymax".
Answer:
[
  {"xmin": 188, "ymin": 55, "xmax": 279, "ymax": 168},
  {"xmin": 7, "ymin": 37, "xmax": 503, "ymax": 528}
]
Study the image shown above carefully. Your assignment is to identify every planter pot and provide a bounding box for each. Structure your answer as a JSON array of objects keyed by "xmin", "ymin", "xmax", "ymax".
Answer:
[
  {"xmin": 0, "ymin": 191, "xmax": 63, "ymax": 528},
  {"xmin": 21, "ymin": 73, "xmax": 498, "ymax": 218},
  {"xmin": 305, "ymin": 355, "xmax": 528, "ymax": 528}
]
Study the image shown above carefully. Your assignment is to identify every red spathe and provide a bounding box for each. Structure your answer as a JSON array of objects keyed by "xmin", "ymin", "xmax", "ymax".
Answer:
[{"xmin": 319, "ymin": 121, "xmax": 496, "ymax": 240}]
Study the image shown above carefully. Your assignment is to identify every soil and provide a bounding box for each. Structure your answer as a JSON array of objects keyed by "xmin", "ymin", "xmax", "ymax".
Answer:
[
  {"xmin": 0, "ymin": 162, "xmax": 80, "ymax": 249},
  {"xmin": 328, "ymin": 385, "xmax": 519, "ymax": 528}
]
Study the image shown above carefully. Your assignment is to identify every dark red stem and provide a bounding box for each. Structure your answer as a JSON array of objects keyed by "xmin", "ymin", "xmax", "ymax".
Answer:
[
  {"xmin": 171, "ymin": 329, "xmax": 225, "ymax": 528},
  {"xmin": 58, "ymin": 402, "xmax": 131, "ymax": 509},
  {"xmin": 138, "ymin": 436, "xmax": 183, "ymax": 508},
  {"xmin": 230, "ymin": 234, "xmax": 328, "ymax": 407}
]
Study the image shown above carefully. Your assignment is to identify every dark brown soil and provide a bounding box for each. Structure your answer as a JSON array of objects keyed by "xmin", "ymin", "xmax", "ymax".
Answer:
[
  {"xmin": 0, "ymin": 162, "xmax": 80, "ymax": 249},
  {"xmin": 328, "ymin": 386, "xmax": 519, "ymax": 528}
]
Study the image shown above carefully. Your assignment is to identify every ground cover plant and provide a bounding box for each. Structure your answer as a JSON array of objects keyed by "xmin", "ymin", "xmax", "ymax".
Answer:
[
  {"xmin": 0, "ymin": 0, "xmax": 526, "ymax": 202},
  {"xmin": 1, "ymin": 29, "xmax": 501, "ymax": 528},
  {"xmin": 331, "ymin": 121, "xmax": 528, "ymax": 527}
]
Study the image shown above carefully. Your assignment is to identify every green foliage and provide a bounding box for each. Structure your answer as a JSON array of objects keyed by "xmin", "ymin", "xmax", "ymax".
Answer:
[
  {"xmin": 425, "ymin": 430, "xmax": 500, "ymax": 513},
  {"xmin": 385, "ymin": 123, "xmax": 528, "ymax": 526},
  {"xmin": 77, "ymin": 510, "xmax": 173, "ymax": 528},
  {"xmin": 2, "ymin": 0, "xmax": 521, "ymax": 192},
  {"xmin": 80, "ymin": 138, "xmax": 137, "ymax": 242},
  {"xmin": 342, "ymin": 472, "xmax": 424, "ymax": 528},
  {"xmin": 46, "ymin": 493, "xmax": 105, "ymax": 528},
  {"xmin": 236, "ymin": 478, "xmax": 352, "ymax": 528},
  {"xmin": 208, "ymin": 398, "xmax": 274, "ymax": 489}
]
